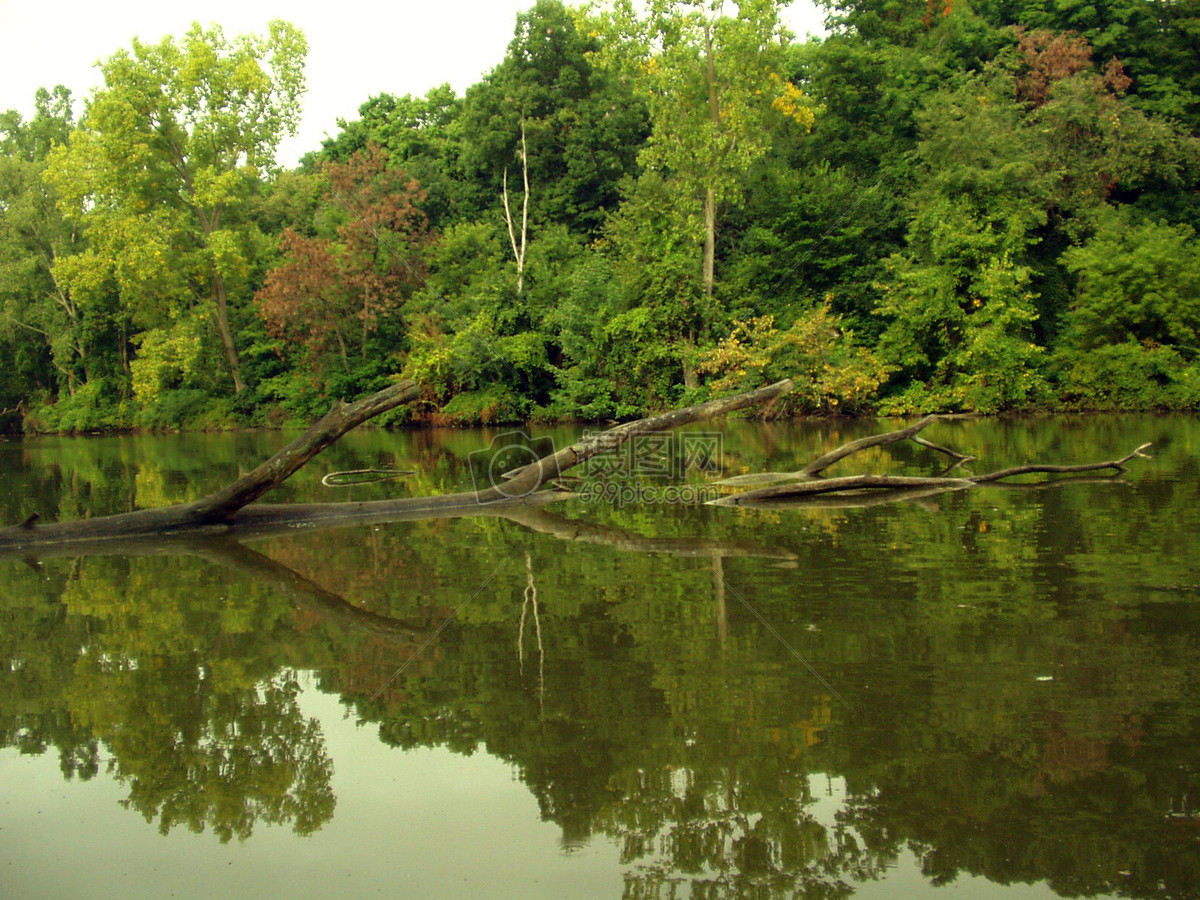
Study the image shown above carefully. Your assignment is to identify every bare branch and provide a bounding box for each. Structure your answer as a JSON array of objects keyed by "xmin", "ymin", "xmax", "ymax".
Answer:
[
  {"xmin": 713, "ymin": 474, "xmax": 975, "ymax": 505},
  {"xmin": 501, "ymin": 119, "xmax": 530, "ymax": 295},
  {"xmin": 911, "ymin": 435, "xmax": 975, "ymax": 463},
  {"xmin": 968, "ymin": 443, "xmax": 1151, "ymax": 483},
  {"xmin": 718, "ymin": 415, "xmax": 943, "ymax": 487},
  {"xmin": 715, "ymin": 441, "xmax": 1152, "ymax": 506},
  {"xmin": 800, "ymin": 415, "xmax": 940, "ymax": 476}
]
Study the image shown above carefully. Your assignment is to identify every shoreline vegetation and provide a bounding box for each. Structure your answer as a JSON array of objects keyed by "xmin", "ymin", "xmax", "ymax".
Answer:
[
  {"xmin": 3, "ymin": 1, "xmax": 1199, "ymax": 436},
  {"xmin": 2, "ymin": 398, "xmax": 1192, "ymax": 441}
]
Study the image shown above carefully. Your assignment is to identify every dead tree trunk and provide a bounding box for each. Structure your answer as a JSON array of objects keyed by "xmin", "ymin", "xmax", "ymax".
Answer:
[
  {"xmin": 187, "ymin": 378, "xmax": 422, "ymax": 521},
  {"xmin": 0, "ymin": 378, "xmax": 421, "ymax": 551},
  {"xmin": 712, "ymin": 416, "xmax": 1151, "ymax": 506},
  {"xmin": 502, "ymin": 119, "xmax": 530, "ymax": 296},
  {"xmin": 2, "ymin": 383, "xmax": 1151, "ymax": 552}
]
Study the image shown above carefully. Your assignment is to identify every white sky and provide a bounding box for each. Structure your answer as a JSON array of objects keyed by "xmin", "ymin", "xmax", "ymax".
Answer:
[{"xmin": 0, "ymin": 0, "xmax": 826, "ymax": 167}]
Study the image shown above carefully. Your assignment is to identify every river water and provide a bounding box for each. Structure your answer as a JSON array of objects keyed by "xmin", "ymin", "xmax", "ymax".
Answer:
[{"xmin": 1, "ymin": 416, "xmax": 1197, "ymax": 898}]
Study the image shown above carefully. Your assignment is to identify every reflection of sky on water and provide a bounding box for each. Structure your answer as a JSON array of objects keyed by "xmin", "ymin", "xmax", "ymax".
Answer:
[
  {"xmin": 806, "ymin": 775, "xmax": 1070, "ymax": 900},
  {"xmin": 0, "ymin": 675, "xmax": 622, "ymax": 898},
  {"xmin": 0, "ymin": 679, "xmax": 1086, "ymax": 898}
]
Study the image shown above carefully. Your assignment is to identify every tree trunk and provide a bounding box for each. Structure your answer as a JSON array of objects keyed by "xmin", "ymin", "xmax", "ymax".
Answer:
[
  {"xmin": 712, "ymin": 417, "xmax": 1152, "ymax": 506},
  {"xmin": 186, "ymin": 378, "xmax": 423, "ymax": 520},
  {"xmin": 1, "ymin": 387, "xmax": 1154, "ymax": 557},
  {"xmin": 502, "ymin": 119, "xmax": 530, "ymax": 297},
  {"xmin": 479, "ymin": 378, "xmax": 795, "ymax": 503},
  {"xmin": 682, "ymin": 330, "xmax": 698, "ymax": 390},
  {"xmin": 702, "ymin": 22, "xmax": 720, "ymax": 303},
  {"xmin": 702, "ymin": 186, "xmax": 716, "ymax": 301},
  {"xmin": 0, "ymin": 378, "xmax": 421, "ymax": 551},
  {"xmin": 210, "ymin": 269, "xmax": 245, "ymax": 395},
  {"xmin": 691, "ymin": 21, "xmax": 719, "ymax": 393}
]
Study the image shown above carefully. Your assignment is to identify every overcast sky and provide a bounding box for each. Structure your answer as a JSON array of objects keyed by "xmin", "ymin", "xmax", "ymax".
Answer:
[{"xmin": 0, "ymin": 0, "xmax": 826, "ymax": 167}]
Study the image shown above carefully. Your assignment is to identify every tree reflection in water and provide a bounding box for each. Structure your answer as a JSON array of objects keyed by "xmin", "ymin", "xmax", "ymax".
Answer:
[{"xmin": 1, "ymin": 417, "xmax": 1198, "ymax": 895}]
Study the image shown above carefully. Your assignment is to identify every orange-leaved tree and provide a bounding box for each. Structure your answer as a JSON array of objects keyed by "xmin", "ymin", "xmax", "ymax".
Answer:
[{"xmin": 256, "ymin": 143, "xmax": 432, "ymax": 381}]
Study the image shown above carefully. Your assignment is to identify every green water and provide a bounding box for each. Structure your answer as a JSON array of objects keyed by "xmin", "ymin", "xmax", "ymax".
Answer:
[{"xmin": 1, "ymin": 416, "xmax": 1198, "ymax": 898}]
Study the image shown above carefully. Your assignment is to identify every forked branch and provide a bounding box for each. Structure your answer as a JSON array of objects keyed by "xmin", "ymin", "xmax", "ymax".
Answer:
[
  {"xmin": 718, "ymin": 414, "xmax": 959, "ymax": 488},
  {"xmin": 713, "ymin": 419, "xmax": 1151, "ymax": 506}
]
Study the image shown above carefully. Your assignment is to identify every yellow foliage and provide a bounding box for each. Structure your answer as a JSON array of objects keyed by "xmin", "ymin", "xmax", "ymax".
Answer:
[
  {"xmin": 130, "ymin": 316, "xmax": 206, "ymax": 404},
  {"xmin": 698, "ymin": 305, "xmax": 893, "ymax": 413},
  {"xmin": 769, "ymin": 72, "xmax": 817, "ymax": 131}
]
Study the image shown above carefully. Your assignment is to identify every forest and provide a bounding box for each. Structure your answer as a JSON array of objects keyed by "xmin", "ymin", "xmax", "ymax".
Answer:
[{"xmin": 1, "ymin": 0, "xmax": 1198, "ymax": 434}]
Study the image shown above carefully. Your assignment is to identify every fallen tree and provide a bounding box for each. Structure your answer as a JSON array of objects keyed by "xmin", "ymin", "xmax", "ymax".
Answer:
[
  {"xmin": 1, "ymin": 380, "xmax": 1154, "ymax": 554},
  {"xmin": 0, "ymin": 377, "xmax": 796, "ymax": 554},
  {"xmin": 712, "ymin": 415, "xmax": 1151, "ymax": 506}
]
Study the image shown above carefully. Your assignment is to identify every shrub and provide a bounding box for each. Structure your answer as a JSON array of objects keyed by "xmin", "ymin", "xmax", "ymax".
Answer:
[
  {"xmin": 25, "ymin": 378, "xmax": 130, "ymax": 433},
  {"xmin": 698, "ymin": 306, "xmax": 893, "ymax": 415}
]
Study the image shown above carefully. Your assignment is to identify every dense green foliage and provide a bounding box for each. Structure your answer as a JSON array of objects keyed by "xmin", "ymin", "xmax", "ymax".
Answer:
[{"xmin": 2, "ymin": 0, "xmax": 1199, "ymax": 432}]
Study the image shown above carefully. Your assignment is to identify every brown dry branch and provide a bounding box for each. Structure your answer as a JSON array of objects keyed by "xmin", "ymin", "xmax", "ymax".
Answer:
[{"xmin": 712, "ymin": 415, "xmax": 1150, "ymax": 507}]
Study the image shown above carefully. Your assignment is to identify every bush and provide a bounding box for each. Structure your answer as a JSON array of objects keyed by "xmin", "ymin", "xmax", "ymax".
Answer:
[
  {"xmin": 537, "ymin": 370, "xmax": 644, "ymax": 422},
  {"xmin": 24, "ymin": 379, "xmax": 131, "ymax": 433},
  {"xmin": 435, "ymin": 385, "xmax": 529, "ymax": 425},
  {"xmin": 1052, "ymin": 341, "xmax": 1200, "ymax": 410},
  {"xmin": 698, "ymin": 306, "xmax": 893, "ymax": 415},
  {"xmin": 134, "ymin": 389, "xmax": 237, "ymax": 431}
]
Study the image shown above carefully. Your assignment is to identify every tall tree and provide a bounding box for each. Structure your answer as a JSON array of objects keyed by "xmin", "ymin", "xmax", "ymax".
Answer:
[
  {"xmin": 616, "ymin": 0, "xmax": 811, "ymax": 298},
  {"xmin": 459, "ymin": 0, "xmax": 649, "ymax": 237},
  {"xmin": 45, "ymin": 21, "xmax": 307, "ymax": 397},
  {"xmin": 1002, "ymin": 0, "xmax": 1200, "ymax": 131},
  {"xmin": 598, "ymin": 0, "xmax": 814, "ymax": 386},
  {"xmin": 871, "ymin": 18, "xmax": 1198, "ymax": 412},
  {"xmin": 256, "ymin": 144, "xmax": 431, "ymax": 383},
  {"xmin": 314, "ymin": 84, "xmax": 466, "ymax": 230},
  {"xmin": 0, "ymin": 87, "xmax": 88, "ymax": 406}
]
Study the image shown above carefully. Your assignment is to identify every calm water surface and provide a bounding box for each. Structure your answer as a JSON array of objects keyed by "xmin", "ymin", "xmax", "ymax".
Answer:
[{"xmin": 1, "ymin": 416, "xmax": 1198, "ymax": 898}]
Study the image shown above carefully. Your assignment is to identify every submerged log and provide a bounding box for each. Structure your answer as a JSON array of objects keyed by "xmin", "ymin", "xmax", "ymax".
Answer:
[
  {"xmin": 712, "ymin": 414, "xmax": 1151, "ymax": 506},
  {"xmin": 717, "ymin": 414, "xmax": 971, "ymax": 487},
  {"xmin": 0, "ymin": 377, "xmax": 796, "ymax": 554},
  {"xmin": 0, "ymin": 378, "xmax": 421, "ymax": 552},
  {"xmin": 186, "ymin": 378, "xmax": 422, "ymax": 520}
]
